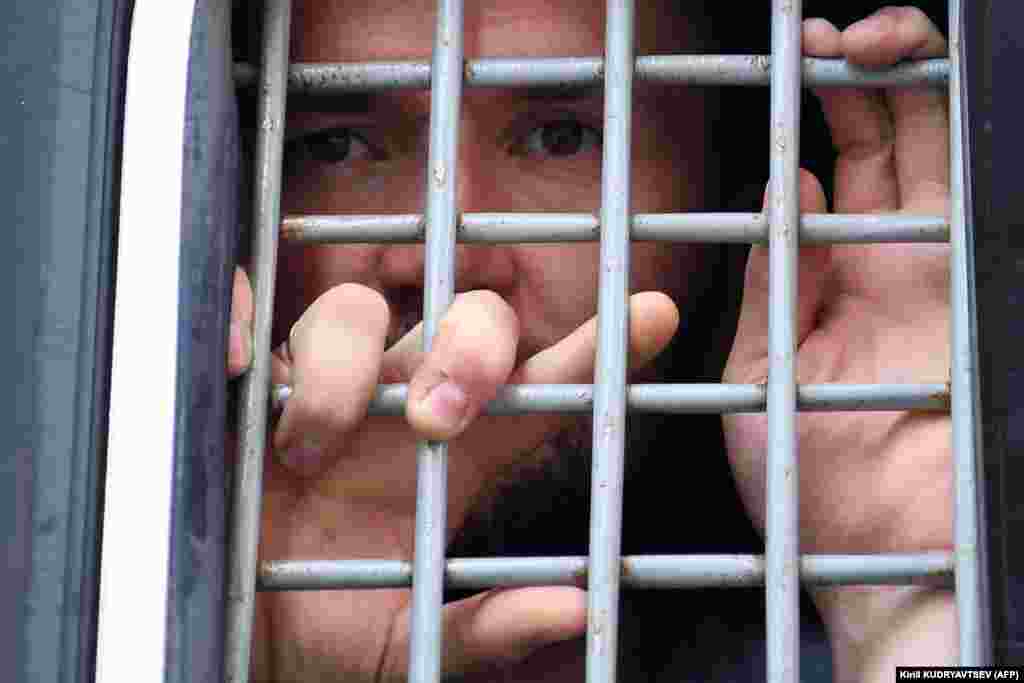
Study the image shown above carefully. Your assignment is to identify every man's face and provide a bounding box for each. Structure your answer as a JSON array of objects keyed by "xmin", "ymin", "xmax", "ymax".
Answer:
[{"xmin": 276, "ymin": 0, "xmax": 709, "ymax": 366}]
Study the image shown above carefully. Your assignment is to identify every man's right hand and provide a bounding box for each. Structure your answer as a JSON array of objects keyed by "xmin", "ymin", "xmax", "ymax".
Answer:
[{"xmin": 228, "ymin": 269, "xmax": 679, "ymax": 681}]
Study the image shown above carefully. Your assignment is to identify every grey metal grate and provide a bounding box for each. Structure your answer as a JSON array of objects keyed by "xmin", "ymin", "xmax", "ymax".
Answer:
[{"xmin": 225, "ymin": 0, "xmax": 984, "ymax": 681}]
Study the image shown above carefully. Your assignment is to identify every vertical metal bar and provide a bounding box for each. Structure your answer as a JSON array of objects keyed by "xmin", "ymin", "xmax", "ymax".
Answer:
[
  {"xmin": 766, "ymin": 1, "xmax": 802, "ymax": 682},
  {"xmin": 948, "ymin": 0, "xmax": 990, "ymax": 665},
  {"xmin": 408, "ymin": 0, "xmax": 463, "ymax": 681},
  {"xmin": 585, "ymin": 1, "xmax": 634, "ymax": 682},
  {"xmin": 224, "ymin": 0, "xmax": 291, "ymax": 680}
]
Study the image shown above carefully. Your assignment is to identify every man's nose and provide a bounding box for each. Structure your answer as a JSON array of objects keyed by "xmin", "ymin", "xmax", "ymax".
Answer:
[
  {"xmin": 377, "ymin": 128, "xmax": 517, "ymax": 293},
  {"xmin": 378, "ymin": 241, "xmax": 517, "ymax": 294}
]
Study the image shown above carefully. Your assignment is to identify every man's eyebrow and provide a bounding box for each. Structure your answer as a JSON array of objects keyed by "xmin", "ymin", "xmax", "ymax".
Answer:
[{"xmin": 287, "ymin": 93, "xmax": 374, "ymax": 114}]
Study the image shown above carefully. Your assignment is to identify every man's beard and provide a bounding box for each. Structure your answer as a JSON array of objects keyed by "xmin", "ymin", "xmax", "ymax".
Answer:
[{"xmin": 447, "ymin": 416, "xmax": 595, "ymax": 559}]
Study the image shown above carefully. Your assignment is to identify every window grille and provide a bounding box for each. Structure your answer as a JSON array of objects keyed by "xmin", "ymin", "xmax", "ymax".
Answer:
[{"xmin": 221, "ymin": 1, "xmax": 985, "ymax": 682}]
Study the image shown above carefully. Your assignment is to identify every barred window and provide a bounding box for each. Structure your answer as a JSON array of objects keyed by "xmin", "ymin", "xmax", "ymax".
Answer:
[{"xmin": 96, "ymin": 2, "xmax": 993, "ymax": 682}]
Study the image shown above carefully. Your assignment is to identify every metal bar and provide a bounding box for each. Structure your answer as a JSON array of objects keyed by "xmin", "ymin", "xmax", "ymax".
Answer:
[
  {"xmin": 282, "ymin": 212, "xmax": 949, "ymax": 245},
  {"xmin": 271, "ymin": 383, "xmax": 950, "ymax": 417},
  {"xmin": 408, "ymin": 0, "xmax": 463, "ymax": 681},
  {"xmin": 258, "ymin": 553, "xmax": 955, "ymax": 591},
  {"xmin": 796, "ymin": 383, "xmax": 949, "ymax": 412},
  {"xmin": 643, "ymin": 55, "xmax": 950, "ymax": 87},
  {"xmin": 586, "ymin": 2, "xmax": 633, "ymax": 681},
  {"xmin": 636, "ymin": 212, "xmax": 948, "ymax": 244},
  {"xmin": 767, "ymin": 1, "xmax": 802, "ymax": 682},
  {"xmin": 224, "ymin": 0, "xmax": 291, "ymax": 680},
  {"xmin": 948, "ymin": 0, "xmax": 990, "ymax": 665},
  {"xmin": 234, "ymin": 56, "xmax": 949, "ymax": 93}
]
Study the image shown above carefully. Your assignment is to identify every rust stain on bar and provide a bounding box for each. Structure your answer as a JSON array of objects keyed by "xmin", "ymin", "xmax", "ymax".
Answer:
[
  {"xmin": 932, "ymin": 381, "xmax": 953, "ymax": 412},
  {"xmin": 573, "ymin": 565, "xmax": 589, "ymax": 589},
  {"xmin": 749, "ymin": 54, "xmax": 771, "ymax": 73},
  {"xmin": 280, "ymin": 216, "xmax": 304, "ymax": 241},
  {"xmin": 620, "ymin": 557, "xmax": 634, "ymax": 581}
]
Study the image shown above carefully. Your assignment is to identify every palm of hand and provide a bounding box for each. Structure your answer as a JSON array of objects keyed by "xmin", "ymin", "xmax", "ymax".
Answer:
[
  {"xmin": 722, "ymin": 7, "xmax": 952, "ymax": 557},
  {"xmin": 724, "ymin": 239, "xmax": 951, "ymax": 554}
]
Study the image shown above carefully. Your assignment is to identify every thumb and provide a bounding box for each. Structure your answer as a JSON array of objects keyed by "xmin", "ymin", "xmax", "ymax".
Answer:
[
  {"xmin": 382, "ymin": 587, "xmax": 587, "ymax": 677},
  {"xmin": 725, "ymin": 169, "xmax": 831, "ymax": 380}
]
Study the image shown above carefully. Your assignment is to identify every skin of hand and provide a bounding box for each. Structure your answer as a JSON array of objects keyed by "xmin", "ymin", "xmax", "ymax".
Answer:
[{"xmin": 722, "ymin": 7, "xmax": 956, "ymax": 680}]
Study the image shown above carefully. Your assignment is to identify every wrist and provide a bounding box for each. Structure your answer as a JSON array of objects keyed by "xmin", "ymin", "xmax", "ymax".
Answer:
[{"xmin": 813, "ymin": 585, "xmax": 957, "ymax": 683}]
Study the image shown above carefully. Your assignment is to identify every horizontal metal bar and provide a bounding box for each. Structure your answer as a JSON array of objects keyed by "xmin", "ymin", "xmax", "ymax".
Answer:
[
  {"xmin": 799, "ymin": 383, "xmax": 951, "ymax": 412},
  {"xmin": 282, "ymin": 213, "xmax": 949, "ymax": 245},
  {"xmin": 235, "ymin": 56, "xmax": 949, "ymax": 93},
  {"xmin": 271, "ymin": 382, "xmax": 949, "ymax": 416},
  {"xmin": 641, "ymin": 55, "xmax": 949, "ymax": 87},
  {"xmin": 258, "ymin": 552, "xmax": 954, "ymax": 591}
]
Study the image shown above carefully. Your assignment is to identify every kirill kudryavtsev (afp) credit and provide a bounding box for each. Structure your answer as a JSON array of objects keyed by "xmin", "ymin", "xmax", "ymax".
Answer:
[{"xmin": 897, "ymin": 669, "xmax": 1024, "ymax": 681}]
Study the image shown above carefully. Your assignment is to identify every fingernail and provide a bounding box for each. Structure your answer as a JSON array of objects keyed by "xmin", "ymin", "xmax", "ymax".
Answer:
[
  {"xmin": 421, "ymin": 381, "xmax": 468, "ymax": 432},
  {"xmin": 279, "ymin": 439, "xmax": 325, "ymax": 473}
]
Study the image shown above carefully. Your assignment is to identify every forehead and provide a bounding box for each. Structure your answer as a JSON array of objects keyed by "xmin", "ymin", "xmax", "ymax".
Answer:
[{"xmin": 291, "ymin": 0, "xmax": 697, "ymax": 61}]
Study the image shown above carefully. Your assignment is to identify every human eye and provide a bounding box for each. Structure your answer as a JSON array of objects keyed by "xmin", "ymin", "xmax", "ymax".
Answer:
[
  {"xmin": 517, "ymin": 117, "xmax": 602, "ymax": 158},
  {"xmin": 283, "ymin": 126, "xmax": 383, "ymax": 173}
]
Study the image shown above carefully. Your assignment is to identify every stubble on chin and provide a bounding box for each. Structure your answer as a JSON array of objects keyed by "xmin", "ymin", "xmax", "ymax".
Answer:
[{"xmin": 448, "ymin": 416, "xmax": 595, "ymax": 555}]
